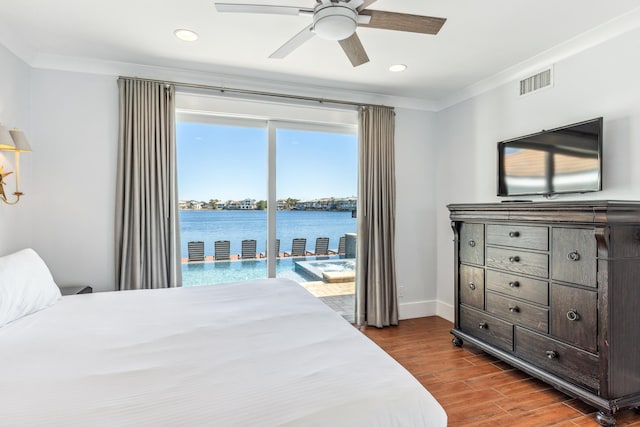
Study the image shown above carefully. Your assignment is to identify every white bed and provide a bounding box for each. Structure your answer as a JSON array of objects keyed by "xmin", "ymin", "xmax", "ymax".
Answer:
[{"xmin": 0, "ymin": 276, "xmax": 446, "ymax": 426}]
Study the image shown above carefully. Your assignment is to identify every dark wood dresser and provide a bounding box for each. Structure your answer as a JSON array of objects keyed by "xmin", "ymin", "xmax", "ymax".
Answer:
[{"xmin": 448, "ymin": 201, "xmax": 640, "ymax": 426}]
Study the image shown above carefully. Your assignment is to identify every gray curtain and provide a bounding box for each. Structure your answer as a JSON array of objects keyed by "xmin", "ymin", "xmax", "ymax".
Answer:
[
  {"xmin": 356, "ymin": 105, "xmax": 398, "ymax": 328},
  {"xmin": 115, "ymin": 78, "xmax": 182, "ymax": 290}
]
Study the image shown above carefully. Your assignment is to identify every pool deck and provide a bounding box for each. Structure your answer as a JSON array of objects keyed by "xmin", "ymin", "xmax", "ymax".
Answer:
[
  {"xmin": 301, "ymin": 280, "xmax": 354, "ymax": 297},
  {"xmin": 301, "ymin": 281, "xmax": 355, "ymax": 323}
]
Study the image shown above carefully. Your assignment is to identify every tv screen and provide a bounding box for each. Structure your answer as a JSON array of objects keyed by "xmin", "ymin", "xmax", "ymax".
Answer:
[{"xmin": 497, "ymin": 118, "xmax": 603, "ymax": 197}]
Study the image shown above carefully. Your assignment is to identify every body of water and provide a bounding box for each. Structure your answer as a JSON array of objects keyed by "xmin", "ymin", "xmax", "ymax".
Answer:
[{"xmin": 180, "ymin": 210, "xmax": 356, "ymax": 258}]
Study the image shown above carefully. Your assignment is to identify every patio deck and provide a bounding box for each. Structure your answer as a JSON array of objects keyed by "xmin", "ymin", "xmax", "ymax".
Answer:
[{"xmin": 302, "ymin": 280, "xmax": 355, "ymax": 323}]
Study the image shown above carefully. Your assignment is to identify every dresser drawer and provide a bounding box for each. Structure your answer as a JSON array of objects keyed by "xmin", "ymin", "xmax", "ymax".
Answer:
[
  {"xmin": 550, "ymin": 284, "xmax": 597, "ymax": 353},
  {"xmin": 486, "ymin": 270, "xmax": 548, "ymax": 305},
  {"xmin": 460, "ymin": 223, "xmax": 484, "ymax": 265},
  {"xmin": 515, "ymin": 327, "xmax": 599, "ymax": 391},
  {"xmin": 459, "ymin": 265, "xmax": 484, "ymax": 310},
  {"xmin": 486, "ymin": 292, "xmax": 548, "ymax": 333},
  {"xmin": 551, "ymin": 228, "xmax": 596, "ymax": 287},
  {"xmin": 487, "ymin": 224, "xmax": 548, "ymax": 251},
  {"xmin": 486, "ymin": 247, "xmax": 549, "ymax": 278},
  {"xmin": 460, "ymin": 306, "xmax": 513, "ymax": 352}
]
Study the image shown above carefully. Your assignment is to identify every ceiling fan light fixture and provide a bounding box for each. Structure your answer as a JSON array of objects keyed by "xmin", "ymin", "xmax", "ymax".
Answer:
[
  {"xmin": 174, "ymin": 29, "xmax": 199, "ymax": 42},
  {"xmin": 313, "ymin": 4, "xmax": 357, "ymax": 41}
]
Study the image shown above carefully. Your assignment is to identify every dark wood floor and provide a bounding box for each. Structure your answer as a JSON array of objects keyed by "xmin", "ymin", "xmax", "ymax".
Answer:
[{"xmin": 362, "ymin": 316, "xmax": 640, "ymax": 426}]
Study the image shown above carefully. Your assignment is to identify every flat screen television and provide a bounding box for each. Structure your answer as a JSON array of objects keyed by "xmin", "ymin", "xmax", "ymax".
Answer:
[{"xmin": 497, "ymin": 117, "xmax": 603, "ymax": 197}]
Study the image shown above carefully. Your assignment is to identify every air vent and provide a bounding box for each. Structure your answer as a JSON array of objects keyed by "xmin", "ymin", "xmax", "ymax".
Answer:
[{"xmin": 519, "ymin": 68, "xmax": 552, "ymax": 96}]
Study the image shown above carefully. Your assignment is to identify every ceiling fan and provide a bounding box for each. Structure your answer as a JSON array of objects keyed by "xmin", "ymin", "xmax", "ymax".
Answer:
[{"xmin": 214, "ymin": 0, "xmax": 446, "ymax": 67}]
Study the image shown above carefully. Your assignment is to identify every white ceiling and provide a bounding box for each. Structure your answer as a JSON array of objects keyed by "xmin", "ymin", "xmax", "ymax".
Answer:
[{"xmin": 1, "ymin": 0, "xmax": 640, "ymax": 106}]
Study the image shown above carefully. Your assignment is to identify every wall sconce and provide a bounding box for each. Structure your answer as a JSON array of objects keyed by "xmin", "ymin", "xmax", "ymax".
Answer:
[{"xmin": 0, "ymin": 125, "xmax": 32, "ymax": 205}]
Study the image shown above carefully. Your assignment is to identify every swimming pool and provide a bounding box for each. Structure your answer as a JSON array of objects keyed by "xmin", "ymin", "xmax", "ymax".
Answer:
[{"xmin": 182, "ymin": 256, "xmax": 355, "ymax": 286}]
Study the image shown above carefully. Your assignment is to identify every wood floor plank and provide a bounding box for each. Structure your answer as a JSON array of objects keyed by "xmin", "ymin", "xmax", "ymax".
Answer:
[
  {"xmin": 464, "ymin": 368, "xmax": 532, "ymax": 390},
  {"xmin": 361, "ymin": 316, "xmax": 640, "ymax": 426}
]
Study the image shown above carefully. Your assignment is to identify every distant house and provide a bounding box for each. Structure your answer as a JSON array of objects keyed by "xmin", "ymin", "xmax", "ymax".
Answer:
[
  {"xmin": 191, "ymin": 200, "xmax": 204, "ymax": 210},
  {"xmin": 240, "ymin": 198, "xmax": 256, "ymax": 210},
  {"xmin": 227, "ymin": 200, "xmax": 241, "ymax": 210},
  {"xmin": 295, "ymin": 197, "xmax": 355, "ymax": 211},
  {"xmin": 336, "ymin": 197, "xmax": 357, "ymax": 211}
]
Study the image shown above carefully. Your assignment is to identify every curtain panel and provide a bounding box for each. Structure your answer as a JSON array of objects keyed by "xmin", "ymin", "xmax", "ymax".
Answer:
[
  {"xmin": 356, "ymin": 105, "xmax": 398, "ymax": 328},
  {"xmin": 115, "ymin": 78, "xmax": 182, "ymax": 290}
]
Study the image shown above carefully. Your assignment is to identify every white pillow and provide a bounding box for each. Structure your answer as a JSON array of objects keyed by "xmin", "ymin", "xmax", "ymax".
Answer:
[{"xmin": 0, "ymin": 248, "xmax": 61, "ymax": 328}]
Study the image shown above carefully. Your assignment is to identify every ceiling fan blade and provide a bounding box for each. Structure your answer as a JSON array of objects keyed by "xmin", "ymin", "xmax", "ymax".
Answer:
[
  {"xmin": 358, "ymin": 10, "xmax": 446, "ymax": 35},
  {"xmin": 356, "ymin": 0, "xmax": 376, "ymax": 12},
  {"xmin": 349, "ymin": 0, "xmax": 365, "ymax": 10},
  {"xmin": 338, "ymin": 33, "xmax": 369, "ymax": 67},
  {"xmin": 215, "ymin": 3, "xmax": 313, "ymax": 16},
  {"xmin": 269, "ymin": 24, "xmax": 315, "ymax": 59}
]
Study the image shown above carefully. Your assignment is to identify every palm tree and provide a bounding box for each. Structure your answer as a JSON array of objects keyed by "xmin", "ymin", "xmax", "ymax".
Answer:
[{"xmin": 285, "ymin": 198, "xmax": 299, "ymax": 210}]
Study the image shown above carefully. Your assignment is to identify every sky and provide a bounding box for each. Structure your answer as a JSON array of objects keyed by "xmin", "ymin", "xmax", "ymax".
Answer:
[{"xmin": 176, "ymin": 122, "xmax": 357, "ymax": 201}]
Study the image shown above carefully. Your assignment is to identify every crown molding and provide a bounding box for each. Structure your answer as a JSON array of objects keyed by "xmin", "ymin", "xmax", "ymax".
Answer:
[
  {"xmin": 26, "ymin": 53, "xmax": 439, "ymax": 112},
  {"xmin": 435, "ymin": 5, "xmax": 640, "ymax": 111}
]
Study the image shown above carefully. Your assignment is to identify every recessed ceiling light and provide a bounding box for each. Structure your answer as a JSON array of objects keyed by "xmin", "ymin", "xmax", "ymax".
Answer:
[
  {"xmin": 174, "ymin": 29, "xmax": 199, "ymax": 42},
  {"xmin": 389, "ymin": 64, "xmax": 407, "ymax": 73}
]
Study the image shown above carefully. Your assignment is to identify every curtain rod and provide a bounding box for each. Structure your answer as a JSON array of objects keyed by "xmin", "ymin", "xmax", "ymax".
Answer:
[{"xmin": 118, "ymin": 76, "xmax": 392, "ymax": 110}]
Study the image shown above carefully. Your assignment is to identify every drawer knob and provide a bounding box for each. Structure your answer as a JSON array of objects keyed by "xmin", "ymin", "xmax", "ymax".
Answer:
[
  {"xmin": 566, "ymin": 309, "xmax": 580, "ymax": 321},
  {"xmin": 508, "ymin": 306, "xmax": 520, "ymax": 313},
  {"xmin": 478, "ymin": 321, "xmax": 488, "ymax": 329},
  {"xmin": 468, "ymin": 282, "xmax": 476, "ymax": 290},
  {"xmin": 509, "ymin": 256, "xmax": 520, "ymax": 263},
  {"xmin": 567, "ymin": 250, "xmax": 581, "ymax": 261},
  {"xmin": 468, "ymin": 240, "xmax": 476, "ymax": 248},
  {"xmin": 509, "ymin": 231, "xmax": 520, "ymax": 238},
  {"xmin": 546, "ymin": 350, "xmax": 558, "ymax": 360},
  {"xmin": 508, "ymin": 281, "xmax": 520, "ymax": 288}
]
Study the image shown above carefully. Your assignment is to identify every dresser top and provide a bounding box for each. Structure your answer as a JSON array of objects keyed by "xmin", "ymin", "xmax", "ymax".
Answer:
[{"xmin": 448, "ymin": 200, "xmax": 640, "ymax": 224}]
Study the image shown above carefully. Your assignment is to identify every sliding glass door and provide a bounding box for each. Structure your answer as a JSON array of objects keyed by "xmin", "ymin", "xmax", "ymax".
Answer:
[
  {"xmin": 275, "ymin": 125, "xmax": 357, "ymax": 322},
  {"xmin": 177, "ymin": 118, "xmax": 268, "ymax": 285},
  {"xmin": 175, "ymin": 98, "xmax": 358, "ymax": 320}
]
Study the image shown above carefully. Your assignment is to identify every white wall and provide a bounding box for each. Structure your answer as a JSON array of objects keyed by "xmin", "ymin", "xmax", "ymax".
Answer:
[
  {"xmin": 0, "ymin": 43, "xmax": 33, "ymax": 256},
  {"xmin": 434, "ymin": 26, "xmax": 640, "ymax": 320},
  {"xmin": 394, "ymin": 108, "xmax": 438, "ymax": 319},
  {"xmin": 29, "ymin": 70, "xmax": 118, "ymax": 291}
]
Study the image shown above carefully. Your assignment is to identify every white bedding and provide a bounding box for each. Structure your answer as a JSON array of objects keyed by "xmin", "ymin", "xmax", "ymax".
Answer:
[{"xmin": 0, "ymin": 279, "xmax": 446, "ymax": 426}]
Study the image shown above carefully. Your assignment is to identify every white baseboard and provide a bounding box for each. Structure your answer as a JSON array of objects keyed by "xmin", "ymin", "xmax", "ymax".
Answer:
[
  {"xmin": 398, "ymin": 300, "xmax": 454, "ymax": 322},
  {"xmin": 398, "ymin": 300, "xmax": 438, "ymax": 320},
  {"xmin": 436, "ymin": 301, "xmax": 454, "ymax": 323}
]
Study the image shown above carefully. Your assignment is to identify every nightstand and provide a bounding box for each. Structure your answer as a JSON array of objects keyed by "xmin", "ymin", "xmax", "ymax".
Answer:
[{"xmin": 59, "ymin": 285, "xmax": 93, "ymax": 296}]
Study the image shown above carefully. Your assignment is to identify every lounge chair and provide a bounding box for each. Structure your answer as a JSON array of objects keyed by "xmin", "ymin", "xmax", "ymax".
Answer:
[
  {"xmin": 241, "ymin": 239, "xmax": 257, "ymax": 259},
  {"xmin": 187, "ymin": 241, "xmax": 205, "ymax": 262},
  {"xmin": 214, "ymin": 240, "xmax": 230, "ymax": 261},
  {"xmin": 260, "ymin": 239, "xmax": 280, "ymax": 258},
  {"xmin": 307, "ymin": 237, "xmax": 329, "ymax": 256},
  {"xmin": 329, "ymin": 236, "xmax": 346, "ymax": 255},
  {"xmin": 284, "ymin": 238, "xmax": 306, "ymax": 257}
]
